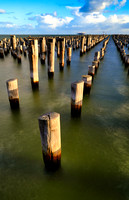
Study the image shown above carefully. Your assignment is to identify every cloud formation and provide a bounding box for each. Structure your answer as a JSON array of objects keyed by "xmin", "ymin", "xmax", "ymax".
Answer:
[
  {"xmin": 0, "ymin": 9, "xmax": 6, "ymax": 14},
  {"xmin": 29, "ymin": 13, "xmax": 73, "ymax": 29},
  {"xmin": 79, "ymin": 0, "xmax": 126, "ymax": 13}
]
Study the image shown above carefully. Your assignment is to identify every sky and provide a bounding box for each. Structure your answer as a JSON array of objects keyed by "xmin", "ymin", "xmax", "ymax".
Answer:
[{"xmin": 0, "ymin": 0, "xmax": 129, "ymax": 34}]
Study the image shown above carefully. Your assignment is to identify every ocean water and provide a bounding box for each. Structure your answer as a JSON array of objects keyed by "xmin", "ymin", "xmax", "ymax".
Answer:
[{"xmin": 0, "ymin": 36, "xmax": 129, "ymax": 200}]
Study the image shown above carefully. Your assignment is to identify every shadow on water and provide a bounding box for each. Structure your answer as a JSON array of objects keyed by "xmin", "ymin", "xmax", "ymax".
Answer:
[
  {"xmin": 0, "ymin": 152, "xmax": 129, "ymax": 200},
  {"xmin": 48, "ymin": 78, "xmax": 54, "ymax": 91}
]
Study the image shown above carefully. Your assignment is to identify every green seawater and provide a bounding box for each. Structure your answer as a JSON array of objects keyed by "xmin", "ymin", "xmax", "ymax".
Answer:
[{"xmin": 0, "ymin": 36, "xmax": 129, "ymax": 200}]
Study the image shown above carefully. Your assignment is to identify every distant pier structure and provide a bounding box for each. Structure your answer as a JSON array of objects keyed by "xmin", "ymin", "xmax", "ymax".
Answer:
[{"xmin": 78, "ymin": 32, "xmax": 85, "ymax": 36}]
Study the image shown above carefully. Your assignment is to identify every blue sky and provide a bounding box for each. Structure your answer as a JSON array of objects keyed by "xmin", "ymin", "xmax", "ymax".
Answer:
[{"xmin": 0, "ymin": 0, "xmax": 129, "ymax": 34}]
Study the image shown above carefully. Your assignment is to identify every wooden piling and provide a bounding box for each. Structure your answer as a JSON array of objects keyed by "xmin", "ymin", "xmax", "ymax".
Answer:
[
  {"xmin": 71, "ymin": 80, "xmax": 84, "ymax": 117},
  {"xmin": 92, "ymin": 61, "xmax": 99, "ymax": 73},
  {"xmin": 125, "ymin": 55, "xmax": 129, "ymax": 67},
  {"xmin": 40, "ymin": 37, "xmax": 46, "ymax": 64},
  {"xmin": 28, "ymin": 39, "xmax": 39, "ymax": 88},
  {"xmin": 59, "ymin": 38, "xmax": 65, "ymax": 69},
  {"xmin": 10, "ymin": 35, "xmax": 16, "ymax": 51},
  {"xmin": 57, "ymin": 40, "xmax": 60, "ymax": 57},
  {"xmin": 0, "ymin": 48, "xmax": 4, "ymax": 58},
  {"xmin": 82, "ymin": 75, "xmax": 92, "ymax": 95},
  {"xmin": 38, "ymin": 112, "xmax": 61, "ymax": 170},
  {"xmin": 80, "ymin": 36, "xmax": 84, "ymax": 56},
  {"xmin": 87, "ymin": 36, "xmax": 92, "ymax": 51},
  {"xmin": 47, "ymin": 38, "xmax": 55, "ymax": 78},
  {"xmin": 94, "ymin": 51, "xmax": 100, "ymax": 61},
  {"xmin": 100, "ymin": 48, "xmax": 104, "ymax": 59},
  {"xmin": 6, "ymin": 78, "xmax": 19, "ymax": 109},
  {"xmin": 67, "ymin": 46, "xmax": 72, "ymax": 65},
  {"xmin": 88, "ymin": 65, "xmax": 95, "ymax": 78}
]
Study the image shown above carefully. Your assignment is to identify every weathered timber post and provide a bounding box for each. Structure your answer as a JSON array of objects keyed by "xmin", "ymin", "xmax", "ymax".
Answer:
[
  {"xmin": 57, "ymin": 39, "xmax": 60, "ymax": 57},
  {"xmin": 125, "ymin": 54, "xmax": 129, "ymax": 67},
  {"xmin": 0, "ymin": 48, "xmax": 4, "ymax": 58},
  {"xmin": 94, "ymin": 51, "xmax": 100, "ymax": 62},
  {"xmin": 6, "ymin": 78, "xmax": 19, "ymax": 109},
  {"xmin": 100, "ymin": 48, "xmax": 104, "ymax": 59},
  {"xmin": 87, "ymin": 36, "xmax": 92, "ymax": 51},
  {"xmin": 38, "ymin": 112, "xmax": 61, "ymax": 170},
  {"xmin": 84, "ymin": 37, "xmax": 86, "ymax": 53},
  {"xmin": 28, "ymin": 39, "xmax": 39, "ymax": 89},
  {"xmin": 80, "ymin": 36, "xmax": 84, "ymax": 56},
  {"xmin": 16, "ymin": 46, "xmax": 21, "ymax": 63},
  {"xmin": 71, "ymin": 80, "xmax": 84, "ymax": 117},
  {"xmin": 67, "ymin": 46, "xmax": 72, "ymax": 65},
  {"xmin": 82, "ymin": 75, "xmax": 92, "ymax": 95},
  {"xmin": 40, "ymin": 37, "xmax": 46, "ymax": 64},
  {"xmin": 59, "ymin": 38, "xmax": 65, "ymax": 69},
  {"xmin": 11, "ymin": 35, "xmax": 16, "ymax": 51},
  {"xmin": 47, "ymin": 38, "xmax": 55, "ymax": 78},
  {"xmin": 92, "ymin": 61, "xmax": 99, "ymax": 73},
  {"xmin": 88, "ymin": 65, "xmax": 95, "ymax": 78}
]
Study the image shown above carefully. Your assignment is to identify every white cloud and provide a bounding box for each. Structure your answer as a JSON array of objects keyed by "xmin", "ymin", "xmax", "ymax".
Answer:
[
  {"xmin": 29, "ymin": 13, "xmax": 73, "ymax": 29},
  {"xmin": 0, "ymin": 9, "xmax": 6, "ymax": 14},
  {"xmin": 119, "ymin": 0, "xmax": 126, "ymax": 7},
  {"xmin": 5, "ymin": 24, "xmax": 15, "ymax": 28},
  {"xmin": 79, "ymin": 0, "xmax": 126, "ymax": 13},
  {"xmin": 82, "ymin": 12, "xmax": 106, "ymax": 23},
  {"xmin": 108, "ymin": 14, "xmax": 129, "ymax": 24},
  {"xmin": 79, "ymin": 0, "xmax": 118, "ymax": 13},
  {"xmin": 41, "ymin": 15, "xmax": 73, "ymax": 28}
]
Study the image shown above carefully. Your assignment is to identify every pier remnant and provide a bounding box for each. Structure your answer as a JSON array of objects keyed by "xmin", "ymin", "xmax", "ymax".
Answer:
[
  {"xmin": 67, "ymin": 46, "xmax": 72, "ymax": 65},
  {"xmin": 59, "ymin": 38, "xmax": 65, "ymax": 69},
  {"xmin": 6, "ymin": 78, "xmax": 19, "ymax": 109},
  {"xmin": 38, "ymin": 112, "xmax": 61, "ymax": 170},
  {"xmin": 71, "ymin": 80, "xmax": 84, "ymax": 117},
  {"xmin": 88, "ymin": 65, "xmax": 95, "ymax": 78},
  {"xmin": 40, "ymin": 37, "xmax": 46, "ymax": 64},
  {"xmin": 28, "ymin": 39, "xmax": 39, "ymax": 89},
  {"xmin": 47, "ymin": 38, "xmax": 55, "ymax": 78},
  {"xmin": 82, "ymin": 75, "xmax": 92, "ymax": 94}
]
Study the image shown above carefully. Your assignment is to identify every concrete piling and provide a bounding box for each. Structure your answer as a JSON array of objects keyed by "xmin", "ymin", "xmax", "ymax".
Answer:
[
  {"xmin": 6, "ymin": 78, "xmax": 19, "ymax": 109},
  {"xmin": 38, "ymin": 112, "xmax": 61, "ymax": 170},
  {"xmin": 47, "ymin": 38, "xmax": 55, "ymax": 78},
  {"xmin": 67, "ymin": 46, "xmax": 72, "ymax": 65},
  {"xmin": 28, "ymin": 39, "xmax": 39, "ymax": 89},
  {"xmin": 71, "ymin": 80, "xmax": 84, "ymax": 117},
  {"xmin": 82, "ymin": 75, "xmax": 92, "ymax": 95}
]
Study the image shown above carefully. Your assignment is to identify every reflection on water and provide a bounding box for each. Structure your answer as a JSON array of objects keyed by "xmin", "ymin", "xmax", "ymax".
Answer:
[{"xmin": 0, "ymin": 36, "xmax": 129, "ymax": 200}]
